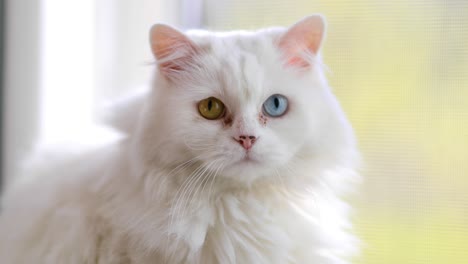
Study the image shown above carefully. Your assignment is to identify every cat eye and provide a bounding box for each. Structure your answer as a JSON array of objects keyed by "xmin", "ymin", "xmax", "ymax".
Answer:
[
  {"xmin": 262, "ymin": 94, "xmax": 288, "ymax": 117},
  {"xmin": 198, "ymin": 97, "xmax": 225, "ymax": 120}
]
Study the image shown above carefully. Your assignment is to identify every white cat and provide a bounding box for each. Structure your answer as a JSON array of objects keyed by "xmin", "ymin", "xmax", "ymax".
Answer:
[{"xmin": 0, "ymin": 15, "xmax": 359, "ymax": 263}]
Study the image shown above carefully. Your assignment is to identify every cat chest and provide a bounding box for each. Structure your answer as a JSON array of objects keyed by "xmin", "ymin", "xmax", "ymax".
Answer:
[{"xmin": 176, "ymin": 194, "xmax": 311, "ymax": 264}]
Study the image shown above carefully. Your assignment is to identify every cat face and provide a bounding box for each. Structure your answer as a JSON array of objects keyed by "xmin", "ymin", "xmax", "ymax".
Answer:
[{"xmin": 140, "ymin": 16, "xmax": 353, "ymax": 184}]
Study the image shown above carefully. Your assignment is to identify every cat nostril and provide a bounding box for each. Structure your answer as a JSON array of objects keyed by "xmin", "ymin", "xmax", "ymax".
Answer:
[{"xmin": 235, "ymin": 135, "xmax": 257, "ymax": 150}]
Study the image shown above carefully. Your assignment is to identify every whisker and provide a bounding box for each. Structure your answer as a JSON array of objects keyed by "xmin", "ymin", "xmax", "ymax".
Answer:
[
  {"xmin": 167, "ymin": 162, "xmax": 206, "ymax": 261},
  {"xmin": 169, "ymin": 159, "xmax": 218, "ymax": 261},
  {"xmin": 182, "ymin": 136, "xmax": 218, "ymax": 151},
  {"xmin": 207, "ymin": 160, "xmax": 225, "ymax": 202},
  {"xmin": 169, "ymin": 162, "xmax": 205, "ymax": 232},
  {"xmin": 166, "ymin": 151, "xmax": 219, "ymax": 232},
  {"xmin": 195, "ymin": 159, "xmax": 223, "ymax": 202},
  {"xmin": 179, "ymin": 159, "xmax": 219, "ymax": 219},
  {"xmin": 153, "ymin": 158, "xmax": 198, "ymax": 200}
]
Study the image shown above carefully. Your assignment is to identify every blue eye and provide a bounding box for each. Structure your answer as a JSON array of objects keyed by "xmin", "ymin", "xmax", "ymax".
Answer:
[{"xmin": 262, "ymin": 94, "xmax": 288, "ymax": 117}]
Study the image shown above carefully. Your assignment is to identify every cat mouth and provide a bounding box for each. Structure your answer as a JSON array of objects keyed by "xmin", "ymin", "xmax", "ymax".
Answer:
[
  {"xmin": 225, "ymin": 149, "xmax": 263, "ymax": 169},
  {"xmin": 238, "ymin": 153, "xmax": 260, "ymax": 164}
]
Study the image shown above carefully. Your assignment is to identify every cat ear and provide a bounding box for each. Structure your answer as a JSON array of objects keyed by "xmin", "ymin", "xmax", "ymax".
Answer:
[
  {"xmin": 149, "ymin": 24, "xmax": 198, "ymax": 77},
  {"xmin": 278, "ymin": 15, "xmax": 326, "ymax": 68}
]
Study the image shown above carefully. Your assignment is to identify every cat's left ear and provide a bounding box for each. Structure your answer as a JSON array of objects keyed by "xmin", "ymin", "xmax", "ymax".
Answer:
[
  {"xmin": 278, "ymin": 15, "xmax": 326, "ymax": 68},
  {"xmin": 149, "ymin": 24, "xmax": 199, "ymax": 78}
]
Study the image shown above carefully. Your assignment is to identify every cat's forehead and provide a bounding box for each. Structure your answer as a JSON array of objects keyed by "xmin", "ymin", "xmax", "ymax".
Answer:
[
  {"xmin": 186, "ymin": 29, "xmax": 286, "ymax": 107},
  {"xmin": 188, "ymin": 28, "xmax": 284, "ymax": 57}
]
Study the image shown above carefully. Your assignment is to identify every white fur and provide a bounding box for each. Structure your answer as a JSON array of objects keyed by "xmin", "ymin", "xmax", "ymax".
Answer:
[{"xmin": 0, "ymin": 21, "xmax": 359, "ymax": 264}]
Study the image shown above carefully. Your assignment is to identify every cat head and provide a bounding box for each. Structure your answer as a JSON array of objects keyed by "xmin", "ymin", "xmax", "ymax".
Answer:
[{"xmin": 135, "ymin": 15, "xmax": 355, "ymax": 186}]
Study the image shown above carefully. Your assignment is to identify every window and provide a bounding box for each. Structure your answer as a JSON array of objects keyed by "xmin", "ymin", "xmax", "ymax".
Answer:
[{"xmin": 2, "ymin": 0, "xmax": 182, "ymax": 184}]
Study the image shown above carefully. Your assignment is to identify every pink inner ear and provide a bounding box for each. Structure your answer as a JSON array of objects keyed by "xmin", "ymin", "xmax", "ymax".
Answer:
[
  {"xmin": 278, "ymin": 15, "xmax": 325, "ymax": 68},
  {"xmin": 150, "ymin": 24, "xmax": 198, "ymax": 76},
  {"xmin": 284, "ymin": 52, "xmax": 311, "ymax": 68}
]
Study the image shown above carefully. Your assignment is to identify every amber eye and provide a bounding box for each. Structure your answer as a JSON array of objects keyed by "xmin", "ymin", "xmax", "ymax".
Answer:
[{"xmin": 198, "ymin": 97, "xmax": 225, "ymax": 120}]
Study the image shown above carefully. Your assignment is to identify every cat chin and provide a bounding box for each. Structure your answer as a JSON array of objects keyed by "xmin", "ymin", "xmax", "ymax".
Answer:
[{"xmin": 219, "ymin": 159, "xmax": 280, "ymax": 184}]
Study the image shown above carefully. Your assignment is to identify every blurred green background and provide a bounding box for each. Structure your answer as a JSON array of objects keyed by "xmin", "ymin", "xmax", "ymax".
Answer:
[{"xmin": 203, "ymin": 0, "xmax": 468, "ymax": 263}]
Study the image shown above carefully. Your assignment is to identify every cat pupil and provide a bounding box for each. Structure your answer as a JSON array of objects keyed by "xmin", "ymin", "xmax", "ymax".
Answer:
[
  {"xmin": 274, "ymin": 97, "xmax": 280, "ymax": 108},
  {"xmin": 208, "ymin": 100, "xmax": 212, "ymax": 111}
]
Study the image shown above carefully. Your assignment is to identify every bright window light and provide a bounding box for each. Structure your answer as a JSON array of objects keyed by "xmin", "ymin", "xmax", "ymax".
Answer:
[{"xmin": 39, "ymin": 0, "xmax": 95, "ymax": 144}]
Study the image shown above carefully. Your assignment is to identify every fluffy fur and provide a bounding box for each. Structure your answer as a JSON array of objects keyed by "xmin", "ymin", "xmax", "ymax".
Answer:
[{"xmin": 0, "ymin": 15, "xmax": 359, "ymax": 264}]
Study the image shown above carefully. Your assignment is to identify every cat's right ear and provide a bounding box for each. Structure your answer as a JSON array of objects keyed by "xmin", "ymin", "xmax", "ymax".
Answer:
[
  {"xmin": 149, "ymin": 24, "xmax": 198, "ymax": 78},
  {"xmin": 278, "ymin": 15, "xmax": 326, "ymax": 69}
]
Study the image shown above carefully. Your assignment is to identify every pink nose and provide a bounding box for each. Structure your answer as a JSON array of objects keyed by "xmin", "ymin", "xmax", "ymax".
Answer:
[{"xmin": 235, "ymin": 135, "xmax": 257, "ymax": 150}]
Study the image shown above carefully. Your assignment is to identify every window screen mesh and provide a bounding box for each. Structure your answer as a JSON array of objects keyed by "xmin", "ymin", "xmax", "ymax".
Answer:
[{"xmin": 202, "ymin": 1, "xmax": 468, "ymax": 263}]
